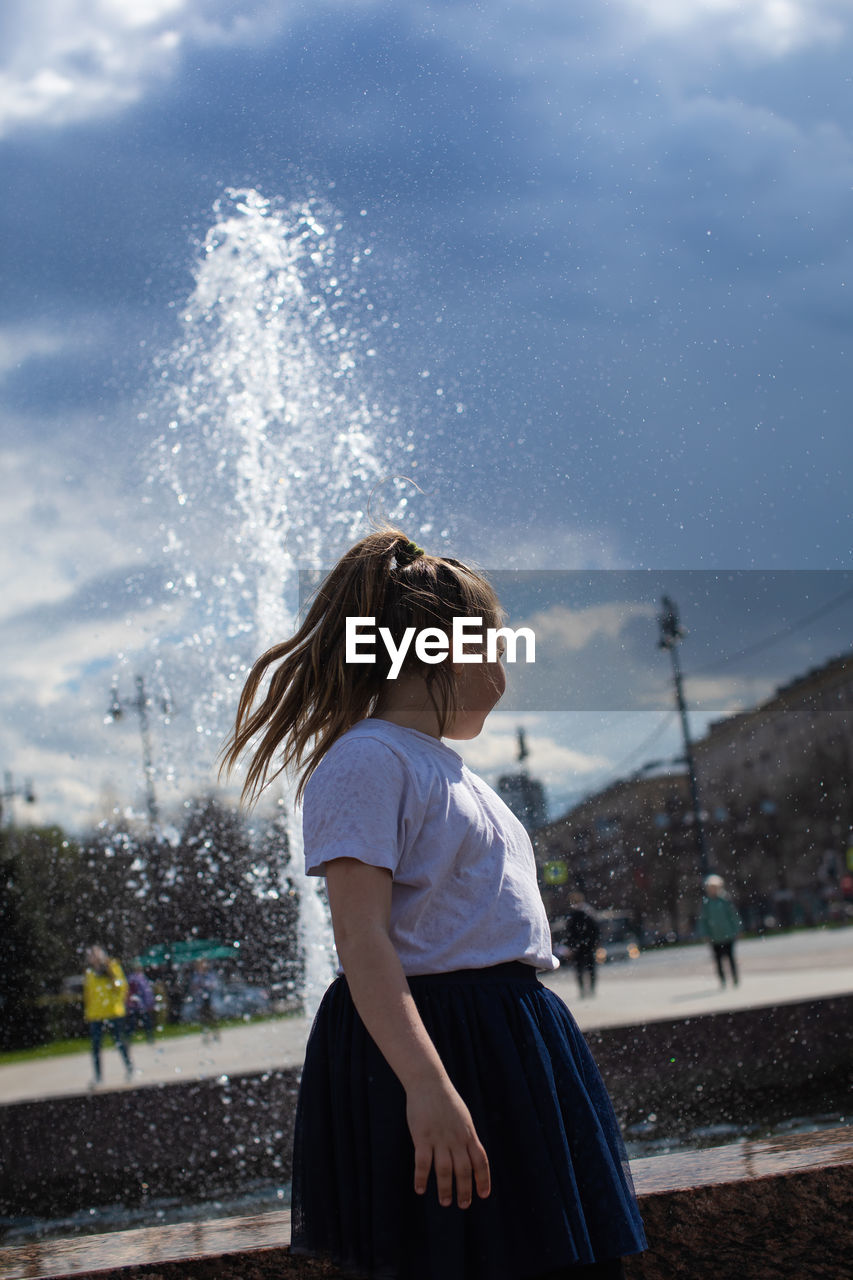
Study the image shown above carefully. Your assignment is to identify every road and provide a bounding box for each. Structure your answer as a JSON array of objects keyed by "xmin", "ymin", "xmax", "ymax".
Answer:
[{"xmin": 1, "ymin": 926, "xmax": 850, "ymax": 1107}]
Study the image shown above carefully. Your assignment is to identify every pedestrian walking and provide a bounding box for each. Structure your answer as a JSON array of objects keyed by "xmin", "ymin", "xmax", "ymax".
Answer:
[
  {"xmin": 190, "ymin": 958, "xmax": 221, "ymax": 1042},
  {"xmin": 127, "ymin": 960, "xmax": 157, "ymax": 1044},
  {"xmin": 564, "ymin": 891, "xmax": 601, "ymax": 998},
  {"xmin": 699, "ymin": 874, "xmax": 741, "ymax": 987},
  {"xmin": 83, "ymin": 945, "xmax": 133, "ymax": 1087},
  {"xmin": 222, "ymin": 529, "xmax": 646, "ymax": 1280}
]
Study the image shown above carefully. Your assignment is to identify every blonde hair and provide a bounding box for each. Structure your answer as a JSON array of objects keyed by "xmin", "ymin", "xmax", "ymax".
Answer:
[
  {"xmin": 86, "ymin": 945, "xmax": 109, "ymax": 971},
  {"xmin": 220, "ymin": 529, "xmax": 502, "ymax": 805}
]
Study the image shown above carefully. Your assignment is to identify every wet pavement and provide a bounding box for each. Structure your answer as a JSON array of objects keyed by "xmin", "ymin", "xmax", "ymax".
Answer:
[{"xmin": 1, "ymin": 926, "xmax": 850, "ymax": 1106}]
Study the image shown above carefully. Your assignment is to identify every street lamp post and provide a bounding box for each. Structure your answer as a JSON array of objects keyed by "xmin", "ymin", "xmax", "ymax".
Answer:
[
  {"xmin": 657, "ymin": 595, "xmax": 710, "ymax": 877},
  {"xmin": 0, "ymin": 771, "xmax": 36, "ymax": 827},
  {"xmin": 106, "ymin": 675, "xmax": 169, "ymax": 831}
]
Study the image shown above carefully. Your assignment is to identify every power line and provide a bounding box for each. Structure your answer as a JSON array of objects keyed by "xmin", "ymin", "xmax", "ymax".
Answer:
[
  {"xmin": 689, "ymin": 582, "xmax": 853, "ymax": 678},
  {"xmin": 588, "ymin": 582, "xmax": 853, "ymax": 802},
  {"xmin": 578, "ymin": 709, "xmax": 678, "ymax": 803},
  {"xmin": 537, "ymin": 581, "xmax": 853, "ymax": 822}
]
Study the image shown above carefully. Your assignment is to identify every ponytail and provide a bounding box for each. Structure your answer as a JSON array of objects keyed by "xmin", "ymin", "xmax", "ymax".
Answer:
[{"xmin": 220, "ymin": 529, "xmax": 501, "ymax": 805}]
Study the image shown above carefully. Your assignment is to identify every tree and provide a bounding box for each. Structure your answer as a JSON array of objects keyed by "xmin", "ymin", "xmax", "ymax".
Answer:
[
  {"xmin": 248, "ymin": 804, "xmax": 301, "ymax": 996},
  {"xmin": 0, "ymin": 833, "xmax": 45, "ymax": 1048},
  {"xmin": 0, "ymin": 823, "xmax": 146, "ymax": 1048},
  {"xmin": 139, "ymin": 795, "xmax": 302, "ymax": 1000},
  {"xmin": 0, "ymin": 797, "xmax": 303, "ymax": 1048}
]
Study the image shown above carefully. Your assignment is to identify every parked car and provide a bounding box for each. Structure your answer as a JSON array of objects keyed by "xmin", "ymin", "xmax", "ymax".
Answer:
[
  {"xmin": 180, "ymin": 981, "xmax": 271, "ymax": 1023},
  {"xmin": 594, "ymin": 910, "xmax": 641, "ymax": 963},
  {"xmin": 550, "ymin": 909, "xmax": 641, "ymax": 964}
]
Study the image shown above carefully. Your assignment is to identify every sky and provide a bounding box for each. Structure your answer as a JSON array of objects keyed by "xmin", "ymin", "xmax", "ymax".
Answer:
[{"xmin": 1, "ymin": 0, "xmax": 852, "ymax": 833}]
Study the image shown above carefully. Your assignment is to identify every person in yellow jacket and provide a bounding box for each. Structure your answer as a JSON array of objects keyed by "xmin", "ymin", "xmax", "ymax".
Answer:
[{"xmin": 83, "ymin": 945, "xmax": 134, "ymax": 1087}]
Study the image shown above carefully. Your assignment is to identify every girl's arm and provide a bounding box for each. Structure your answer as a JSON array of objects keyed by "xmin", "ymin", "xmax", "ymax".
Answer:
[{"xmin": 325, "ymin": 856, "xmax": 491, "ymax": 1211}]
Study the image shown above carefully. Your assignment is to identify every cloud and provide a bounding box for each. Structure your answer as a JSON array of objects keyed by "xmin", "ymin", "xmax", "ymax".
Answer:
[
  {"xmin": 0, "ymin": 323, "xmax": 72, "ymax": 379},
  {"xmin": 0, "ymin": 0, "xmax": 183, "ymax": 135},
  {"xmin": 3, "ymin": 606, "xmax": 171, "ymax": 707},
  {"xmin": 0, "ymin": 446, "xmax": 155, "ymax": 619},
  {"xmin": 0, "ymin": 0, "xmax": 313, "ymax": 136},
  {"xmin": 619, "ymin": 0, "xmax": 844, "ymax": 57},
  {"xmin": 649, "ymin": 96, "xmax": 853, "ymax": 278},
  {"xmin": 469, "ymin": 525, "xmax": 624, "ymax": 573},
  {"xmin": 630, "ymin": 670, "xmax": 778, "ymax": 714},
  {"xmin": 0, "ymin": 0, "xmax": 404, "ymax": 138},
  {"xmin": 0, "ymin": 443, "xmax": 180, "ymax": 827},
  {"xmin": 522, "ymin": 602, "xmax": 657, "ymax": 654},
  {"xmin": 2, "ymin": 679, "xmax": 184, "ymax": 831},
  {"xmin": 6, "ymin": 562, "xmax": 172, "ymax": 638},
  {"xmin": 457, "ymin": 716, "xmax": 611, "ymax": 784},
  {"xmin": 2, "ymin": 0, "xmax": 851, "ymax": 831},
  {"xmin": 0, "ymin": 313, "xmax": 151, "ymax": 415},
  {"xmin": 680, "ymin": 672, "xmax": 778, "ymax": 713},
  {"xmin": 4, "ymin": 1, "xmax": 844, "ymax": 146}
]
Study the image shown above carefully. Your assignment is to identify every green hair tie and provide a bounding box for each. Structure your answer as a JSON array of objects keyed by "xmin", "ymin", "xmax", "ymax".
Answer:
[{"xmin": 395, "ymin": 539, "xmax": 425, "ymax": 567}]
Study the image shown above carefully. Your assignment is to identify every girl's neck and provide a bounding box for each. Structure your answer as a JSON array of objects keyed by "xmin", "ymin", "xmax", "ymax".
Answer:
[{"xmin": 373, "ymin": 674, "xmax": 442, "ymax": 739}]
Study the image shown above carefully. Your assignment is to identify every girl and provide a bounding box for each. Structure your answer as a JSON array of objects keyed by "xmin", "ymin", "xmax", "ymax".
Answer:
[{"xmin": 222, "ymin": 530, "xmax": 646, "ymax": 1280}]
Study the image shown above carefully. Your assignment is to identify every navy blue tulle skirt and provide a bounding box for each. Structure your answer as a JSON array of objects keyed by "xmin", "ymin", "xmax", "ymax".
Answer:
[{"xmin": 291, "ymin": 963, "xmax": 646, "ymax": 1280}]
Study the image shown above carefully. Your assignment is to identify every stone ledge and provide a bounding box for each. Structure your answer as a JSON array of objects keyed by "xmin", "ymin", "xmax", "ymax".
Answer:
[
  {"xmin": 2, "ymin": 1128, "xmax": 851, "ymax": 1280},
  {"xmin": 625, "ymin": 1162, "xmax": 852, "ymax": 1280},
  {"xmin": 3, "ymin": 993, "xmax": 851, "ymax": 1221},
  {"xmin": 584, "ymin": 991, "xmax": 853, "ymax": 1137}
]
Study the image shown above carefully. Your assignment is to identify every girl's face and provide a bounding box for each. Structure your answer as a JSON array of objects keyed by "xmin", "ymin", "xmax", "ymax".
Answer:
[{"xmin": 445, "ymin": 639, "xmax": 507, "ymax": 740}]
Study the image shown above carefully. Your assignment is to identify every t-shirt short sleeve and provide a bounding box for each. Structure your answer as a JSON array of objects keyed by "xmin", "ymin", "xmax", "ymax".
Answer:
[{"xmin": 302, "ymin": 735, "xmax": 410, "ymax": 877}]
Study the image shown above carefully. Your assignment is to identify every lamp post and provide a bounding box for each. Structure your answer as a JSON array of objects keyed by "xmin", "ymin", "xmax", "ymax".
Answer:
[
  {"xmin": 1, "ymin": 771, "xmax": 36, "ymax": 827},
  {"xmin": 106, "ymin": 675, "xmax": 169, "ymax": 831},
  {"xmin": 657, "ymin": 595, "xmax": 710, "ymax": 877}
]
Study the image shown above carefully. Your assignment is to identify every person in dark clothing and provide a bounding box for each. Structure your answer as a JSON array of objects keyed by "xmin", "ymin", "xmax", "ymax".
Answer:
[
  {"xmin": 564, "ymin": 892, "xmax": 601, "ymax": 998},
  {"xmin": 190, "ymin": 958, "xmax": 221, "ymax": 1042},
  {"xmin": 127, "ymin": 961, "xmax": 157, "ymax": 1044}
]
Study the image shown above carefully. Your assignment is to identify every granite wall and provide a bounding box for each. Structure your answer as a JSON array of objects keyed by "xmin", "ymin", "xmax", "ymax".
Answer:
[
  {"xmin": 586, "ymin": 990, "xmax": 853, "ymax": 1138},
  {"xmin": 0, "ymin": 1068, "xmax": 301, "ymax": 1218},
  {"xmin": 625, "ymin": 1162, "xmax": 852, "ymax": 1279},
  {"xmin": 2, "ymin": 993, "xmax": 851, "ymax": 1220},
  {"xmin": 2, "ymin": 1128, "xmax": 851, "ymax": 1280}
]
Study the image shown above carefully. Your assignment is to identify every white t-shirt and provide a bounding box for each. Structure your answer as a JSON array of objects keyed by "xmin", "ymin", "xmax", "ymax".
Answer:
[{"xmin": 303, "ymin": 718, "xmax": 558, "ymax": 976}]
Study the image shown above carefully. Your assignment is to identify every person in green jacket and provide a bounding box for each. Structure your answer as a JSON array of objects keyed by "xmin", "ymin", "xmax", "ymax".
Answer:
[
  {"xmin": 699, "ymin": 875, "xmax": 741, "ymax": 987},
  {"xmin": 83, "ymin": 945, "xmax": 134, "ymax": 1087}
]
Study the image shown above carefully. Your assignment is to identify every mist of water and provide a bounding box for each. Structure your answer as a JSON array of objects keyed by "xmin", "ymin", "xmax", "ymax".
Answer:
[{"xmin": 152, "ymin": 187, "xmax": 401, "ymax": 1009}]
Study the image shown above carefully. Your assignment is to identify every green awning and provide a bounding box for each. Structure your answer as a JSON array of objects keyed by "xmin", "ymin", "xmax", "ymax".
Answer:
[{"xmin": 136, "ymin": 939, "xmax": 239, "ymax": 966}]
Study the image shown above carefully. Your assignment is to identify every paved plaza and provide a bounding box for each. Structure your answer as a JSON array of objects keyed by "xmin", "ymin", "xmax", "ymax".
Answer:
[{"xmin": 1, "ymin": 926, "xmax": 850, "ymax": 1107}]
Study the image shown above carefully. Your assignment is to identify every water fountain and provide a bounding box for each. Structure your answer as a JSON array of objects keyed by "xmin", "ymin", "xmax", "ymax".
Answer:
[{"xmin": 152, "ymin": 187, "xmax": 404, "ymax": 1012}]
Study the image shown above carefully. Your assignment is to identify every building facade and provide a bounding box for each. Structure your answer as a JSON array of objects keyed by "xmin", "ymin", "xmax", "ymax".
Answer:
[{"xmin": 533, "ymin": 651, "xmax": 853, "ymax": 939}]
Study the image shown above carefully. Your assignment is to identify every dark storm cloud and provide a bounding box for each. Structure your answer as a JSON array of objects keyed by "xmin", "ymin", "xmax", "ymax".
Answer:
[
  {"xmin": 0, "ymin": 131, "xmax": 199, "ymax": 323},
  {"xmin": 0, "ymin": 9, "xmax": 531, "ymax": 314},
  {"xmin": 0, "ymin": 5, "xmax": 546, "ymax": 443},
  {"xmin": 3, "ymin": 2, "xmax": 851, "ymax": 333},
  {"xmin": 3, "ymin": 6, "xmax": 849, "ymax": 403},
  {"xmin": 0, "ymin": 18, "xmax": 850, "ymax": 562}
]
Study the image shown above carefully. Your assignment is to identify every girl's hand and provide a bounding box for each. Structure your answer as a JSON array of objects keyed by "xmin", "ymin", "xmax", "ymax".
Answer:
[
  {"xmin": 326, "ymin": 861, "xmax": 490, "ymax": 1210},
  {"xmin": 406, "ymin": 1079, "xmax": 491, "ymax": 1209}
]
